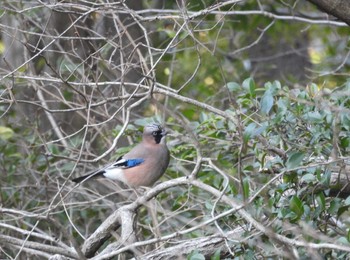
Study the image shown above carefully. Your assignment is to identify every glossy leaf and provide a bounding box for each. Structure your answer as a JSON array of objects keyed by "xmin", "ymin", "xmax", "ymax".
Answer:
[
  {"xmin": 0, "ymin": 126, "xmax": 14, "ymax": 140},
  {"xmin": 188, "ymin": 251, "xmax": 205, "ymax": 260},
  {"xmin": 286, "ymin": 152, "xmax": 305, "ymax": 169},
  {"xmin": 227, "ymin": 82, "xmax": 241, "ymax": 92},
  {"xmin": 290, "ymin": 195, "xmax": 304, "ymax": 218},
  {"xmin": 242, "ymin": 177, "xmax": 250, "ymax": 199},
  {"xmin": 242, "ymin": 77, "xmax": 256, "ymax": 98},
  {"xmin": 300, "ymin": 173, "xmax": 316, "ymax": 183},
  {"xmin": 260, "ymin": 88, "xmax": 274, "ymax": 115}
]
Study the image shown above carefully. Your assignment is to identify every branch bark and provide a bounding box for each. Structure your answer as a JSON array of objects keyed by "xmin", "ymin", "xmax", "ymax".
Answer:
[
  {"xmin": 140, "ymin": 229, "xmax": 243, "ymax": 260},
  {"xmin": 307, "ymin": 0, "xmax": 350, "ymax": 26},
  {"xmin": 82, "ymin": 177, "xmax": 191, "ymax": 257},
  {"xmin": 0, "ymin": 234, "xmax": 78, "ymax": 259}
]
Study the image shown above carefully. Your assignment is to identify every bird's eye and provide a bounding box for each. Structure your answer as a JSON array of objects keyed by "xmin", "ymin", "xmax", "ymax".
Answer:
[{"xmin": 152, "ymin": 131, "xmax": 158, "ymax": 136}]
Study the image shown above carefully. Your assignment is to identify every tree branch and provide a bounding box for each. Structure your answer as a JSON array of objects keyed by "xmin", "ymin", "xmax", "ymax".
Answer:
[
  {"xmin": 307, "ymin": 0, "xmax": 350, "ymax": 26},
  {"xmin": 0, "ymin": 235, "xmax": 78, "ymax": 258}
]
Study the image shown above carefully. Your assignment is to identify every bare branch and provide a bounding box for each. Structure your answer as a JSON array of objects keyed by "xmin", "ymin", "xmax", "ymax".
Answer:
[{"xmin": 0, "ymin": 235, "xmax": 78, "ymax": 258}]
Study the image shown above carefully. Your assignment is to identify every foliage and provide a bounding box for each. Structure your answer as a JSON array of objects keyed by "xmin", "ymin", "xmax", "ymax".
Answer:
[{"xmin": 1, "ymin": 0, "xmax": 350, "ymax": 259}]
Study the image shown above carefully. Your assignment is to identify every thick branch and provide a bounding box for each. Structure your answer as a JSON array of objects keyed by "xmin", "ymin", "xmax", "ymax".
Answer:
[
  {"xmin": 86, "ymin": 175, "xmax": 350, "ymax": 260},
  {"xmin": 0, "ymin": 234, "xmax": 78, "ymax": 258},
  {"xmin": 307, "ymin": 0, "xmax": 350, "ymax": 26},
  {"xmin": 82, "ymin": 177, "xmax": 191, "ymax": 257},
  {"xmin": 140, "ymin": 229, "xmax": 243, "ymax": 260}
]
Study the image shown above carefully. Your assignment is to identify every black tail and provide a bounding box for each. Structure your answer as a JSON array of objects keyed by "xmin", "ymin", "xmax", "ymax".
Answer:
[{"xmin": 72, "ymin": 171, "xmax": 104, "ymax": 183}]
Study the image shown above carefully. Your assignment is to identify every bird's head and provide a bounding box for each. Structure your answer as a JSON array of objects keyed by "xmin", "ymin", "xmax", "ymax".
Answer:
[{"xmin": 143, "ymin": 123, "xmax": 167, "ymax": 144}]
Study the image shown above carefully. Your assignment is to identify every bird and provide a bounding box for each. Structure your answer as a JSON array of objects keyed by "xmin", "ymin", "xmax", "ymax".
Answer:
[{"xmin": 72, "ymin": 123, "xmax": 170, "ymax": 187}]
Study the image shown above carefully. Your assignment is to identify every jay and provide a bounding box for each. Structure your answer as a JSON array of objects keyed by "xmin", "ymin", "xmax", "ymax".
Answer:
[{"xmin": 72, "ymin": 123, "xmax": 170, "ymax": 187}]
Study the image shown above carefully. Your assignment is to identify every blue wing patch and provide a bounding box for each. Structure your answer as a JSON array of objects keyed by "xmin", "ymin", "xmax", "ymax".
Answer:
[
  {"xmin": 126, "ymin": 158, "xmax": 145, "ymax": 167},
  {"xmin": 113, "ymin": 158, "xmax": 144, "ymax": 168}
]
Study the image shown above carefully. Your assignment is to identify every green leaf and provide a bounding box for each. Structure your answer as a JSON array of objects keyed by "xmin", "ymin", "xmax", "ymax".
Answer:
[
  {"xmin": 0, "ymin": 126, "xmax": 14, "ymax": 140},
  {"xmin": 199, "ymin": 112, "xmax": 209, "ymax": 122},
  {"xmin": 188, "ymin": 250, "xmax": 205, "ymax": 260},
  {"xmin": 211, "ymin": 249, "xmax": 221, "ymax": 260},
  {"xmin": 290, "ymin": 195, "xmax": 304, "ymax": 218},
  {"xmin": 308, "ymin": 83, "xmax": 318, "ymax": 96},
  {"xmin": 340, "ymin": 137, "xmax": 350, "ymax": 149},
  {"xmin": 243, "ymin": 123, "xmax": 256, "ymax": 143},
  {"xmin": 286, "ymin": 152, "xmax": 305, "ymax": 169},
  {"xmin": 260, "ymin": 89, "xmax": 274, "ymax": 114},
  {"xmin": 344, "ymin": 196, "xmax": 350, "ymax": 206},
  {"xmin": 243, "ymin": 122, "xmax": 268, "ymax": 143},
  {"xmin": 163, "ymin": 29, "xmax": 176, "ymax": 38},
  {"xmin": 272, "ymin": 80, "xmax": 282, "ymax": 90},
  {"xmin": 338, "ymin": 237, "xmax": 350, "ymax": 245},
  {"xmin": 337, "ymin": 205, "xmax": 350, "ymax": 217},
  {"xmin": 316, "ymin": 192, "xmax": 325, "ymax": 211},
  {"xmin": 320, "ymin": 169, "xmax": 331, "ymax": 186},
  {"xmin": 242, "ymin": 177, "xmax": 250, "ymax": 199},
  {"xmin": 277, "ymin": 98, "xmax": 288, "ymax": 114},
  {"xmin": 303, "ymin": 111, "xmax": 323, "ymax": 123},
  {"xmin": 226, "ymin": 82, "xmax": 241, "ymax": 92},
  {"xmin": 300, "ymin": 173, "xmax": 316, "ymax": 183},
  {"xmin": 47, "ymin": 143, "xmax": 60, "ymax": 155},
  {"xmin": 329, "ymin": 198, "xmax": 341, "ymax": 215},
  {"xmin": 242, "ymin": 77, "xmax": 256, "ymax": 98}
]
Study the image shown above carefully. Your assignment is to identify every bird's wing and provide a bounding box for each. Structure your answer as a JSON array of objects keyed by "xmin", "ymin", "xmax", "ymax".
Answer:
[
  {"xmin": 72, "ymin": 155, "xmax": 145, "ymax": 183},
  {"xmin": 108, "ymin": 156, "xmax": 145, "ymax": 169}
]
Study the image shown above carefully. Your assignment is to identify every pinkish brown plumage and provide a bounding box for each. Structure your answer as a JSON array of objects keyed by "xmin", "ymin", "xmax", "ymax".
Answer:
[{"xmin": 72, "ymin": 124, "xmax": 170, "ymax": 187}]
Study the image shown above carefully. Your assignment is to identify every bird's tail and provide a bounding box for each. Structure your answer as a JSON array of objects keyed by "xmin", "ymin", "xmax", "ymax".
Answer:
[{"xmin": 72, "ymin": 171, "xmax": 104, "ymax": 183}]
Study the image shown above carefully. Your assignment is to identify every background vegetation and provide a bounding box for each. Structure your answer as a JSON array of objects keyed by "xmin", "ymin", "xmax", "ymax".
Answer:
[{"xmin": 1, "ymin": 0, "xmax": 350, "ymax": 259}]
